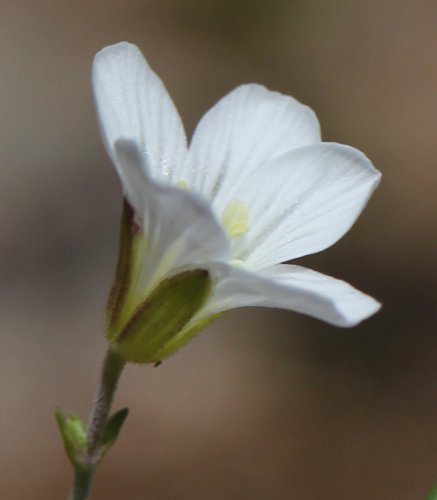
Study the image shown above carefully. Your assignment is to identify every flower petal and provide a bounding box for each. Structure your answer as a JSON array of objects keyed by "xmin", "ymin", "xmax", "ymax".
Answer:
[
  {"xmin": 230, "ymin": 143, "xmax": 381, "ymax": 268},
  {"xmin": 93, "ymin": 42, "xmax": 187, "ymax": 182},
  {"xmin": 197, "ymin": 263, "xmax": 380, "ymax": 327},
  {"xmin": 183, "ymin": 84, "xmax": 321, "ymax": 204},
  {"xmin": 114, "ymin": 140, "xmax": 230, "ymax": 301}
]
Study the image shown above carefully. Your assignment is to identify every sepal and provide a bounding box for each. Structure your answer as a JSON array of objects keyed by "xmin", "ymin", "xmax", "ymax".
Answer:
[
  {"xmin": 113, "ymin": 269, "xmax": 212, "ymax": 363},
  {"xmin": 106, "ymin": 200, "xmax": 142, "ymax": 338},
  {"xmin": 150, "ymin": 313, "xmax": 222, "ymax": 362}
]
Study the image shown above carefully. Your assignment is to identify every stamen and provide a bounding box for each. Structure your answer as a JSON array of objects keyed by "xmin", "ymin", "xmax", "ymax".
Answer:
[
  {"xmin": 230, "ymin": 259, "xmax": 244, "ymax": 267},
  {"xmin": 221, "ymin": 200, "xmax": 249, "ymax": 238}
]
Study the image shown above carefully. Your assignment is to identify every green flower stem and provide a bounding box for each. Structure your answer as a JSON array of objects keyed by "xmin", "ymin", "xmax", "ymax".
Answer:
[
  {"xmin": 70, "ymin": 467, "xmax": 92, "ymax": 500},
  {"xmin": 69, "ymin": 348, "xmax": 126, "ymax": 500},
  {"xmin": 86, "ymin": 349, "xmax": 126, "ymax": 457}
]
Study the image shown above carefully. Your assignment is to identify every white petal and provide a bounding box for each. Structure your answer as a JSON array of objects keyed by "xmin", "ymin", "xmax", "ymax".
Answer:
[
  {"xmin": 183, "ymin": 84, "xmax": 321, "ymax": 204},
  {"xmin": 114, "ymin": 140, "xmax": 230, "ymax": 299},
  {"xmin": 93, "ymin": 42, "xmax": 187, "ymax": 182},
  {"xmin": 231, "ymin": 143, "xmax": 381, "ymax": 268},
  {"xmin": 197, "ymin": 263, "xmax": 380, "ymax": 327}
]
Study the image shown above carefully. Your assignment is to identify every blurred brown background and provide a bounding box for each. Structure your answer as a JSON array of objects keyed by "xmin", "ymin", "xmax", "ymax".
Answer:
[{"xmin": 1, "ymin": 0, "xmax": 436, "ymax": 498}]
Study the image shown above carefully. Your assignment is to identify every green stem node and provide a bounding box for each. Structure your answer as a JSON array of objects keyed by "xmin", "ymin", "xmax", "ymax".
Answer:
[{"xmin": 66, "ymin": 349, "xmax": 126, "ymax": 500}]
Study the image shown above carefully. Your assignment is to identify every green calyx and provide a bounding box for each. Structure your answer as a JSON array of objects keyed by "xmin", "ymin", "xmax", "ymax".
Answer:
[
  {"xmin": 106, "ymin": 200, "xmax": 141, "ymax": 337},
  {"xmin": 150, "ymin": 312, "xmax": 222, "ymax": 362},
  {"xmin": 106, "ymin": 199, "xmax": 216, "ymax": 364},
  {"xmin": 112, "ymin": 269, "xmax": 213, "ymax": 364}
]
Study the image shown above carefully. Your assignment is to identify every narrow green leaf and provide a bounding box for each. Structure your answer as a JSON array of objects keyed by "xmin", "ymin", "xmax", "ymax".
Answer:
[
  {"xmin": 55, "ymin": 408, "xmax": 87, "ymax": 468},
  {"xmin": 101, "ymin": 407, "xmax": 129, "ymax": 449}
]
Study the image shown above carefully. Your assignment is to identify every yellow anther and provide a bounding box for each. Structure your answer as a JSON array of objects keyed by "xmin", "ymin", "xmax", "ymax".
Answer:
[
  {"xmin": 221, "ymin": 200, "xmax": 249, "ymax": 238},
  {"xmin": 230, "ymin": 259, "xmax": 244, "ymax": 267},
  {"xmin": 175, "ymin": 180, "xmax": 188, "ymax": 190}
]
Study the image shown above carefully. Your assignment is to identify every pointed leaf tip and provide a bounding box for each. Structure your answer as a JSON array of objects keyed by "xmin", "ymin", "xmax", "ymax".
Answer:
[
  {"xmin": 101, "ymin": 407, "xmax": 129, "ymax": 449},
  {"xmin": 55, "ymin": 407, "xmax": 87, "ymax": 468}
]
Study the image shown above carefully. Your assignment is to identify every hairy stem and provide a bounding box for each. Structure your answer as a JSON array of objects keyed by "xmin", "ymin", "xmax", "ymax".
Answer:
[
  {"xmin": 69, "ymin": 349, "xmax": 126, "ymax": 500},
  {"xmin": 70, "ymin": 467, "xmax": 92, "ymax": 500},
  {"xmin": 86, "ymin": 349, "xmax": 126, "ymax": 458}
]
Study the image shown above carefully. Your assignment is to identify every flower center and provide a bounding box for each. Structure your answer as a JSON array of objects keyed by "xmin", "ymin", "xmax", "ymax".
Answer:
[
  {"xmin": 175, "ymin": 180, "xmax": 249, "ymax": 241},
  {"xmin": 175, "ymin": 180, "xmax": 188, "ymax": 190},
  {"xmin": 230, "ymin": 259, "xmax": 244, "ymax": 266},
  {"xmin": 221, "ymin": 199, "xmax": 249, "ymax": 239}
]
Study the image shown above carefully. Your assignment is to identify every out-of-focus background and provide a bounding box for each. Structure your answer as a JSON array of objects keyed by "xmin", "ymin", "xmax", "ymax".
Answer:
[{"xmin": 1, "ymin": 1, "xmax": 436, "ymax": 498}]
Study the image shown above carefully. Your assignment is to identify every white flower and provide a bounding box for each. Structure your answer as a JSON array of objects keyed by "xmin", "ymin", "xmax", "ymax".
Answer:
[{"xmin": 92, "ymin": 42, "xmax": 381, "ymax": 363}]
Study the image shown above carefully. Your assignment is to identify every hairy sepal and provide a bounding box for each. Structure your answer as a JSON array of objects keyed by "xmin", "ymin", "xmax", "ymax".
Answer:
[
  {"xmin": 106, "ymin": 199, "xmax": 147, "ymax": 340},
  {"xmin": 113, "ymin": 269, "xmax": 212, "ymax": 363},
  {"xmin": 149, "ymin": 313, "xmax": 222, "ymax": 362}
]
